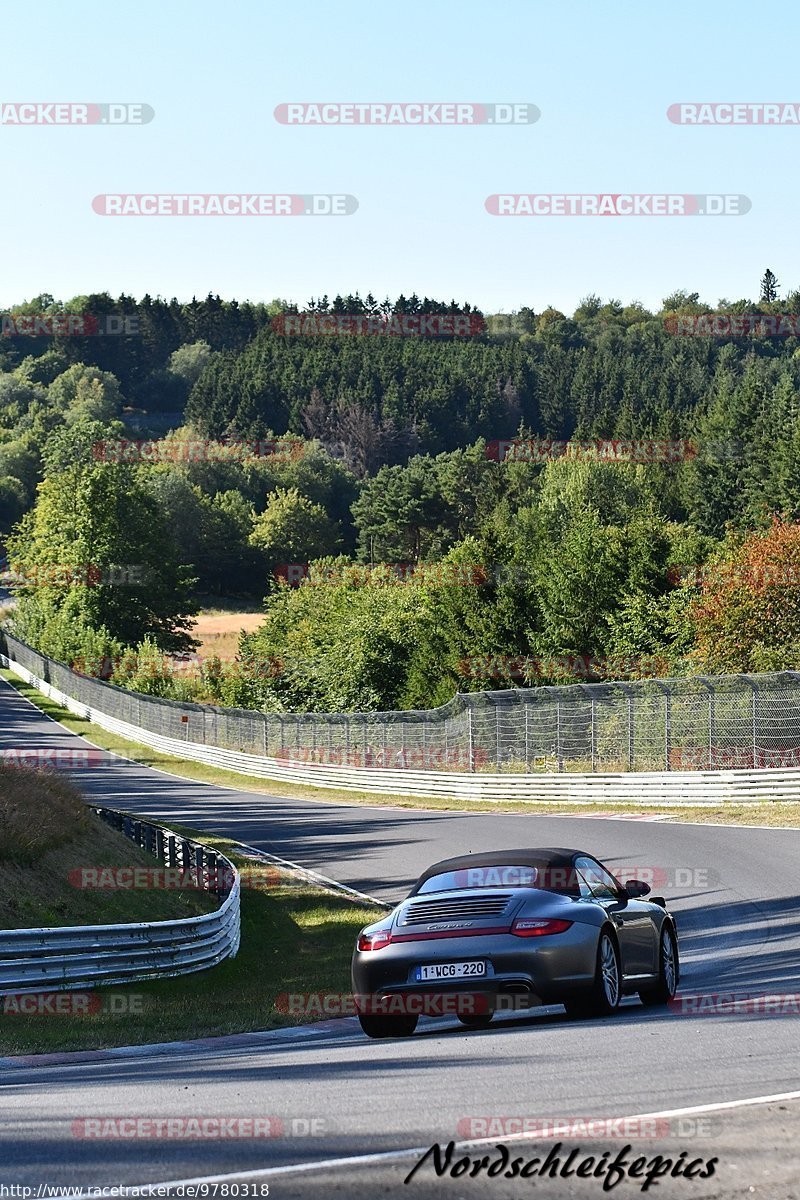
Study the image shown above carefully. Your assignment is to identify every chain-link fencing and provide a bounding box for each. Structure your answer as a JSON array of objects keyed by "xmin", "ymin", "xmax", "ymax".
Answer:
[{"xmin": 4, "ymin": 632, "xmax": 800, "ymax": 774}]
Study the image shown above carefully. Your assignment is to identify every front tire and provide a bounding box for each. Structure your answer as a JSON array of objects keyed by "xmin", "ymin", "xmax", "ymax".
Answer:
[
  {"xmin": 358, "ymin": 1012, "xmax": 418, "ymax": 1039},
  {"xmin": 639, "ymin": 924, "xmax": 679, "ymax": 1007},
  {"xmin": 564, "ymin": 930, "xmax": 621, "ymax": 1019}
]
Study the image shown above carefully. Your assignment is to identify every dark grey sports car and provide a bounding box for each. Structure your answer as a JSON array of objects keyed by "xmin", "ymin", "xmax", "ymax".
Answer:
[{"xmin": 352, "ymin": 847, "xmax": 679, "ymax": 1038}]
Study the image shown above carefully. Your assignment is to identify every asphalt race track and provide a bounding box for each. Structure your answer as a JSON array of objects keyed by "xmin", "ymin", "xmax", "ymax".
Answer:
[{"xmin": 1, "ymin": 674, "xmax": 799, "ymax": 1197}]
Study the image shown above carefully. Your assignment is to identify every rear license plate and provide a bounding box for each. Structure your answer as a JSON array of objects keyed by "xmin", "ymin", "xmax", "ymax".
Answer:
[{"xmin": 414, "ymin": 961, "xmax": 487, "ymax": 981}]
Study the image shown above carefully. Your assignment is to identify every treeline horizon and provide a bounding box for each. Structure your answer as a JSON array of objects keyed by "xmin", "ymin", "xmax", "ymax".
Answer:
[{"xmin": 4, "ymin": 275, "xmax": 800, "ymax": 714}]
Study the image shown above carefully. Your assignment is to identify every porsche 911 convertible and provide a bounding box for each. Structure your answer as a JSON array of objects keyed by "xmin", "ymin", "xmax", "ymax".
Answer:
[{"xmin": 352, "ymin": 847, "xmax": 679, "ymax": 1038}]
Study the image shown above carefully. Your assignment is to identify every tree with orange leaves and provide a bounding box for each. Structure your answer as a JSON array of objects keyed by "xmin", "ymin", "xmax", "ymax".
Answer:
[{"xmin": 691, "ymin": 520, "xmax": 800, "ymax": 673}]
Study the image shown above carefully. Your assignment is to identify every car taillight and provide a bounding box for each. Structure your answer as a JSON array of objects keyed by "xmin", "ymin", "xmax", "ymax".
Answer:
[
  {"xmin": 511, "ymin": 918, "xmax": 573, "ymax": 938},
  {"xmin": 357, "ymin": 929, "xmax": 392, "ymax": 951}
]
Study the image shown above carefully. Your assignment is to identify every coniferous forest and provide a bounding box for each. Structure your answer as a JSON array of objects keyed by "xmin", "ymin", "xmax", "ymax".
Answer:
[{"xmin": 3, "ymin": 282, "xmax": 800, "ymax": 713}]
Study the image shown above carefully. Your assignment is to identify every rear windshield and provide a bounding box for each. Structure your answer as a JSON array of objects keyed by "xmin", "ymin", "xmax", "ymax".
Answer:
[{"xmin": 417, "ymin": 863, "xmax": 578, "ymax": 895}]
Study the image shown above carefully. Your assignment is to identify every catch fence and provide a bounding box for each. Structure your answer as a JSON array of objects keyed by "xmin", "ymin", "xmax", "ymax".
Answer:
[{"xmin": 4, "ymin": 632, "xmax": 800, "ymax": 774}]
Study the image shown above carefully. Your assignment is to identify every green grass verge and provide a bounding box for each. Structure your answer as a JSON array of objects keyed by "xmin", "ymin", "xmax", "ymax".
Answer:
[
  {"xmin": 3, "ymin": 668, "xmax": 800, "ymax": 827},
  {"xmin": 0, "ymin": 826, "xmax": 383, "ymax": 1056},
  {"xmin": 0, "ymin": 811, "xmax": 216, "ymax": 930}
]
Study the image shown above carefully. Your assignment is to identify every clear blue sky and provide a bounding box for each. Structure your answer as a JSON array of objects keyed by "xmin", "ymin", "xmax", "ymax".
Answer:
[{"xmin": 1, "ymin": 1, "xmax": 795, "ymax": 314}]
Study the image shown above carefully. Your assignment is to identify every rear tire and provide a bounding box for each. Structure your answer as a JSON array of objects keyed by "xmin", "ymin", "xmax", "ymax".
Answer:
[
  {"xmin": 564, "ymin": 930, "xmax": 621, "ymax": 1019},
  {"xmin": 358, "ymin": 1012, "xmax": 418, "ymax": 1039},
  {"xmin": 639, "ymin": 924, "xmax": 679, "ymax": 1007}
]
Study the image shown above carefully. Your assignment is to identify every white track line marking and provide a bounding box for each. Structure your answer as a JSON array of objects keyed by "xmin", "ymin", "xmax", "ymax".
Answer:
[
  {"xmin": 68, "ymin": 1088, "xmax": 800, "ymax": 1195},
  {"xmin": 237, "ymin": 845, "xmax": 389, "ymax": 907}
]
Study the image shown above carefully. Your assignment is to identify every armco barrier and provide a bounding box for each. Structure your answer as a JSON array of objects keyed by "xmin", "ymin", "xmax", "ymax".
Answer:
[
  {"xmin": 0, "ymin": 808, "xmax": 240, "ymax": 995},
  {"xmin": 3, "ymin": 647, "xmax": 800, "ymax": 805}
]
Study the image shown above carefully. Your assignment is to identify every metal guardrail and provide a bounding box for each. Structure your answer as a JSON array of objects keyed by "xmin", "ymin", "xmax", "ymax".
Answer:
[
  {"xmin": 0, "ymin": 808, "xmax": 240, "ymax": 996},
  {"xmin": 3, "ymin": 648, "xmax": 800, "ymax": 804}
]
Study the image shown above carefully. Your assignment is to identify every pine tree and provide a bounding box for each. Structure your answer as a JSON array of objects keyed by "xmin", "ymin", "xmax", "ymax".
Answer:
[{"xmin": 760, "ymin": 269, "xmax": 780, "ymax": 304}]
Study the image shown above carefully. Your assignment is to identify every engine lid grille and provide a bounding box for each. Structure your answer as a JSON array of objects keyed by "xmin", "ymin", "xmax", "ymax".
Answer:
[{"xmin": 401, "ymin": 893, "xmax": 513, "ymax": 925}]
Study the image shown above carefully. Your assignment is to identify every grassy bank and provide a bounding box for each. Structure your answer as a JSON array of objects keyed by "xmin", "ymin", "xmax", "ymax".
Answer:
[
  {"xmin": 3, "ymin": 669, "xmax": 800, "ymax": 827},
  {"xmin": 0, "ymin": 823, "xmax": 382, "ymax": 1056},
  {"xmin": 0, "ymin": 763, "xmax": 214, "ymax": 929}
]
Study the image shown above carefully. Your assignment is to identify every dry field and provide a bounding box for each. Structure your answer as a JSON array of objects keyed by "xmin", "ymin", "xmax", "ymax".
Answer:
[{"xmin": 190, "ymin": 608, "xmax": 264, "ymax": 663}]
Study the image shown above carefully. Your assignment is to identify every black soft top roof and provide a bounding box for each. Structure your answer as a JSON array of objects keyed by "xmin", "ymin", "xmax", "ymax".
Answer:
[{"xmin": 411, "ymin": 847, "xmax": 588, "ymax": 893}]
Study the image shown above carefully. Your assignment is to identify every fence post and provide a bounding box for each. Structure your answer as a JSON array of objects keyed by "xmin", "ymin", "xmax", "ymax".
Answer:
[
  {"xmin": 751, "ymin": 681, "xmax": 759, "ymax": 768},
  {"xmin": 524, "ymin": 704, "xmax": 530, "ymax": 771},
  {"xmin": 495, "ymin": 705, "xmax": 501, "ymax": 769},
  {"xmin": 696, "ymin": 679, "xmax": 715, "ymax": 770},
  {"xmin": 467, "ymin": 704, "xmax": 475, "ymax": 772},
  {"xmin": 591, "ymin": 697, "xmax": 596, "ymax": 772},
  {"xmin": 578, "ymin": 686, "xmax": 596, "ymax": 773},
  {"xmin": 556, "ymin": 699, "xmax": 563, "ymax": 772},
  {"xmin": 263, "ymin": 713, "xmax": 269, "ymax": 756},
  {"xmin": 615, "ymin": 683, "xmax": 635, "ymax": 772},
  {"xmin": 658, "ymin": 683, "xmax": 672, "ymax": 771},
  {"xmin": 194, "ymin": 844, "xmax": 206, "ymax": 889}
]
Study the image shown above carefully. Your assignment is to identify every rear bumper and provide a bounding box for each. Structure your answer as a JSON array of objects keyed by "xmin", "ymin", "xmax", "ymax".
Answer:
[{"xmin": 352, "ymin": 925, "xmax": 598, "ymax": 1010}]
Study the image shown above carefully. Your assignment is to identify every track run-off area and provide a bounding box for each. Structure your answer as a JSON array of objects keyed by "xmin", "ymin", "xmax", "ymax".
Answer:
[{"xmin": 0, "ymin": 674, "xmax": 799, "ymax": 1198}]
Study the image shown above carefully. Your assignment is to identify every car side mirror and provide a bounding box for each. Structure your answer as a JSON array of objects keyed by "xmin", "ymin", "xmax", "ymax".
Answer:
[{"xmin": 624, "ymin": 879, "xmax": 651, "ymax": 899}]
